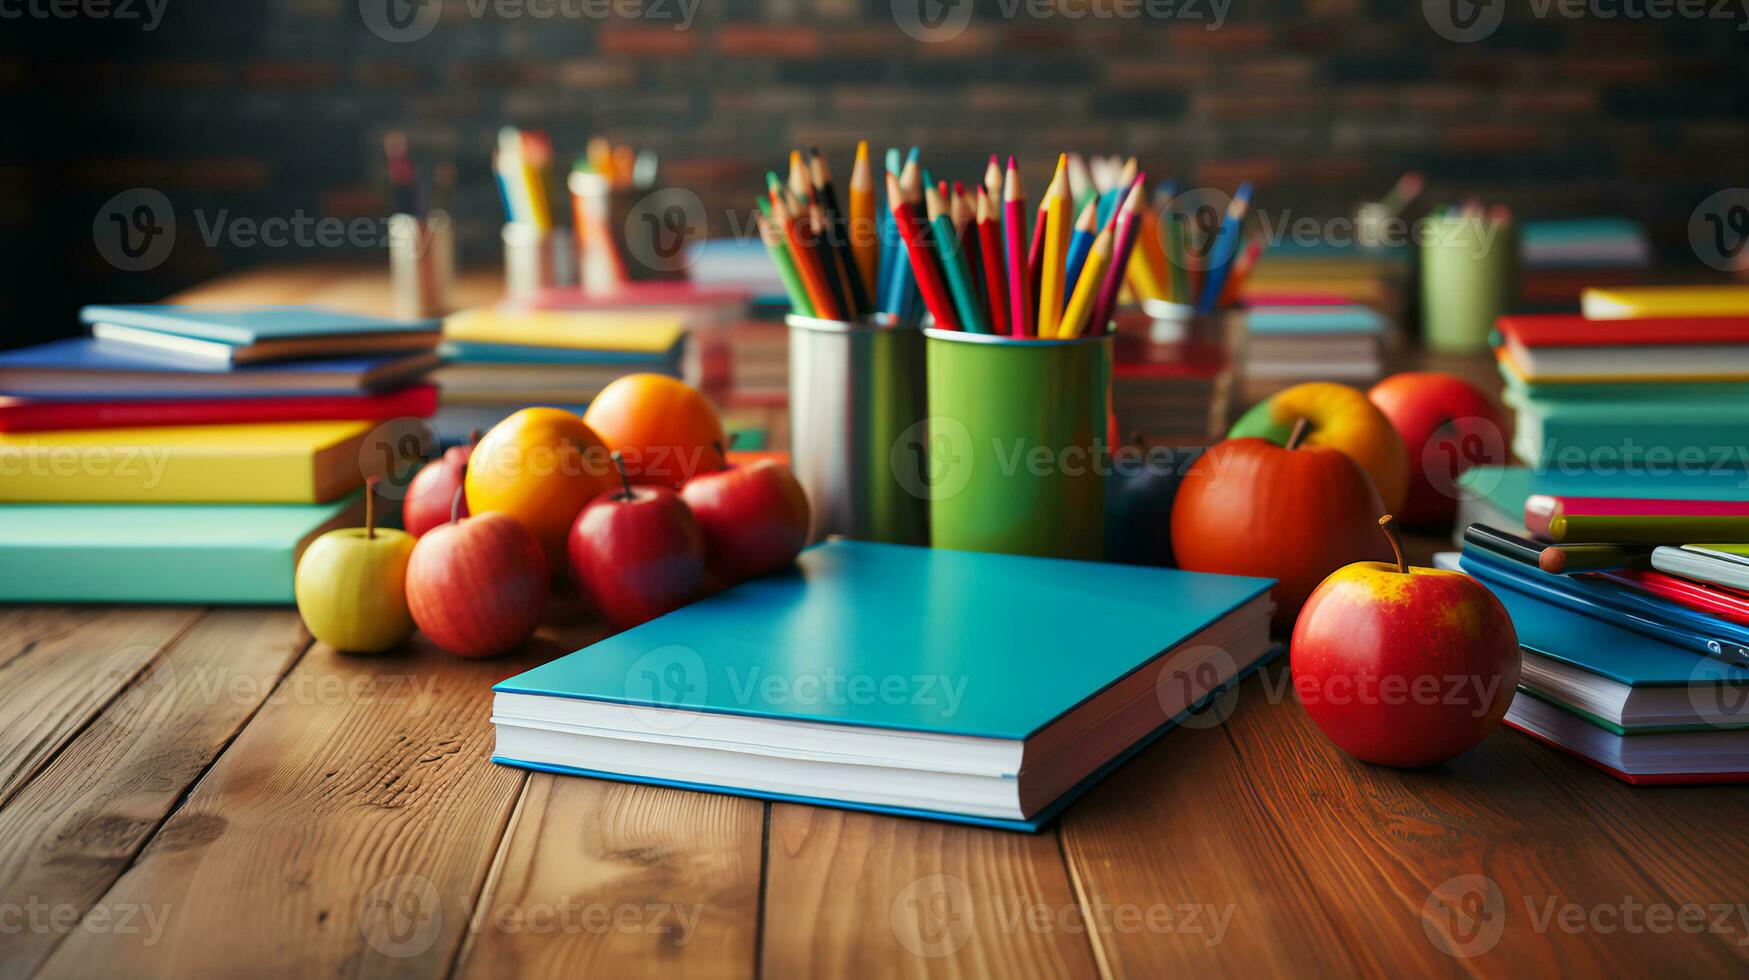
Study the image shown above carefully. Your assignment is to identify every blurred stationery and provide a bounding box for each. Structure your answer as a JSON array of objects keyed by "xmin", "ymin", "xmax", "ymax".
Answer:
[
  {"xmin": 1582, "ymin": 285, "xmax": 1749, "ymax": 320},
  {"xmin": 1238, "ymin": 301, "xmax": 1384, "ymax": 398},
  {"xmin": 492, "ymin": 540, "xmax": 1278, "ymax": 831},
  {"xmin": 1519, "ymin": 218, "xmax": 1651, "ymax": 270},
  {"xmin": 1497, "ymin": 314, "xmax": 1749, "ymax": 382},
  {"xmin": 1110, "ymin": 312, "xmax": 1233, "ymax": 443},
  {"xmin": 1526, "ymin": 495, "xmax": 1749, "ymax": 544},
  {"xmin": 1443, "ymin": 548, "xmax": 1749, "ymax": 784},
  {"xmin": 0, "ymin": 493, "xmax": 364, "ymax": 603},
  {"xmin": 1455, "ymin": 467, "xmax": 1749, "ymax": 545},
  {"xmin": 1652, "ymin": 545, "xmax": 1749, "ymax": 592},
  {"xmin": 0, "ymin": 420, "xmax": 375, "ymax": 503},
  {"xmin": 79, "ymin": 304, "xmax": 440, "ymax": 365},
  {"xmin": 0, "ymin": 339, "xmax": 438, "ymax": 397}
]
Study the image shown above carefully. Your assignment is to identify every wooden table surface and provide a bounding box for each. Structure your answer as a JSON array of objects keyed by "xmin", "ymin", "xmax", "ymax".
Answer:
[{"xmin": 3, "ymin": 266, "xmax": 1747, "ymax": 979}]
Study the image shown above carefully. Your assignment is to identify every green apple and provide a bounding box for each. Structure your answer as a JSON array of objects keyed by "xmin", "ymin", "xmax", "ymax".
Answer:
[{"xmin": 295, "ymin": 523, "xmax": 417, "ymax": 654}]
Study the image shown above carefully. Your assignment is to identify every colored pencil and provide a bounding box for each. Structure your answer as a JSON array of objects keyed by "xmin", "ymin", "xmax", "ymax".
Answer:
[
  {"xmin": 890, "ymin": 167, "xmax": 960, "ymax": 330},
  {"xmin": 1198, "ymin": 181, "xmax": 1251, "ymax": 313},
  {"xmin": 1089, "ymin": 179, "xmax": 1145, "ymax": 335},
  {"xmin": 770, "ymin": 186, "xmax": 838, "ymax": 320},
  {"xmin": 1166, "ymin": 211, "xmax": 1189, "ymax": 304},
  {"xmin": 788, "ymin": 151, "xmax": 812, "ymax": 207},
  {"xmin": 1003, "ymin": 158, "xmax": 1032, "ymax": 338},
  {"xmin": 1217, "ymin": 231, "xmax": 1263, "ymax": 308},
  {"xmin": 756, "ymin": 195, "xmax": 812, "ymax": 317},
  {"xmin": 1059, "ymin": 225, "xmax": 1112, "ymax": 339},
  {"xmin": 1062, "ymin": 200, "xmax": 1099, "ymax": 311},
  {"xmin": 983, "ymin": 155, "xmax": 1003, "ymax": 219},
  {"xmin": 1038, "ymin": 155, "xmax": 1070, "ymax": 337},
  {"xmin": 1067, "ymin": 152, "xmax": 1096, "ymax": 216},
  {"xmin": 810, "ymin": 148, "xmax": 870, "ymax": 316},
  {"xmin": 926, "ymin": 181, "xmax": 988, "ymax": 333},
  {"xmin": 951, "ymin": 182, "xmax": 978, "ymax": 289},
  {"xmin": 975, "ymin": 187, "xmax": 1009, "ymax": 338},
  {"xmin": 849, "ymin": 141, "xmax": 879, "ymax": 304},
  {"xmin": 807, "ymin": 198, "xmax": 853, "ymax": 318}
]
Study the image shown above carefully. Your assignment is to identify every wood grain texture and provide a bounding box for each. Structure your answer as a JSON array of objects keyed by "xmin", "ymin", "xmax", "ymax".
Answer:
[
  {"xmin": 0, "ymin": 607, "xmax": 201, "ymax": 806},
  {"xmin": 30, "ymin": 625, "xmax": 575, "ymax": 980},
  {"xmin": 0, "ymin": 609, "xmax": 311, "ymax": 978},
  {"xmin": 451, "ymin": 775, "xmax": 764, "ymax": 980},
  {"xmin": 1222, "ymin": 663, "xmax": 1748, "ymax": 978},
  {"xmin": 761, "ymin": 805, "xmax": 1099, "ymax": 980},
  {"xmin": 1059, "ymin": 679, "xmax": 1361, "ymax": 978}
]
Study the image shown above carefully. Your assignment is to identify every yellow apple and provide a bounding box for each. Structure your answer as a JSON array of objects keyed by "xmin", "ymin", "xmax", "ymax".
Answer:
[{"xmin": 295, "ymin": 527, "xmax": 417, "ymax": 654}]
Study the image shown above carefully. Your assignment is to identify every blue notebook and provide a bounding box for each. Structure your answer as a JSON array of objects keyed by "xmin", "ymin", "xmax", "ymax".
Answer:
[
  {"xmin": 81, "ymin": 305, "xmax": 440, "ymax": 365},
  {"xmin": 492, "ymin": 540, "xmax": 1278, "ymax": 831},
  {"xmin": 1245, "ymin": 306, "xmax": 1386, "ymax": 336},
  {"xmin": 0, "ymin": 338, "xmax": 439, "ymax": 397}
]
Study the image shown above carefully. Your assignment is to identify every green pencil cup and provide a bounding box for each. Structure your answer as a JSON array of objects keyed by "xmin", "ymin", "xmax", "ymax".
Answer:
[
  {"xmin": 1420, "ymin": 214, "xmax": 1518, "ymax": 353},
  {"xmin": 923, "ymin": 329, "xmax": 1111, "ymax": 560}
]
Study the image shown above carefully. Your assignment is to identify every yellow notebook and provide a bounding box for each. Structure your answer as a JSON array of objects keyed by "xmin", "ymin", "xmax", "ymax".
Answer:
[
  {"xmin": 443, "ymin": 308, "xmax": 687, "ymax": 353},
  {"xmin": 1582, "ymin": 285, "xmax": 1749, "ymax": 320},
  {"xmin": 0, "ymin": 420, "xmax": 374, "ymax": 503}
]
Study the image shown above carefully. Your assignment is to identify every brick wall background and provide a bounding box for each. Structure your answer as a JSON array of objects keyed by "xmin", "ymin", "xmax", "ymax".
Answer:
[{"xmin": 6, "ymin": 0, "xmax": 1749, "ymax": 345}]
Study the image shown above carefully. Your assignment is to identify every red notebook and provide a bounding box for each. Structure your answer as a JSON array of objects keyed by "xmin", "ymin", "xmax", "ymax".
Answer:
[
  {"xmin": 0, "ymin": 385, "xmax": 437, "ymax": 432},
  {"xmin": 1497, "ymin": 314, "xmax": 1749, "ymax": 348}
]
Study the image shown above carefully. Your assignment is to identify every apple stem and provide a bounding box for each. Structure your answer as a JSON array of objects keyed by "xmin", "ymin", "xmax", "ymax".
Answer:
[
  {"xmin": 1379, "ymin": 514, "xmax": 1408, "ymax": 575},
  {"xmin": 1285, "ymin": 417, "xmax": 1310, "ymax": 450},
  {"xmin": 612, "ymin": 450, "xmax": 635, "ymax": 501},
  {"xmin": 450, "ymin": 487, "xmax": 464, "ymax": 525},
  {"xmin": 365, "ymin": 476, "xmax": 379, "ymax": 540}
]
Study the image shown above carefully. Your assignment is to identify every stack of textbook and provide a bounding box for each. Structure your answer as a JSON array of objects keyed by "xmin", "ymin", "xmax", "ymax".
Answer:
[
  {"xmin": 1237, "ymin": 299, "xmax": 1385, "ymax": 400},
  {"xmin": 434, "ymin": 307, "xmax": 690, "ymax": 441},
  {"xmin": 0, "ymin": 305, "xmax": 440, "ymax": 603},
  {"xmin": 1497, "ymin": 288, "xmax": 1749, "ymax": 470}
]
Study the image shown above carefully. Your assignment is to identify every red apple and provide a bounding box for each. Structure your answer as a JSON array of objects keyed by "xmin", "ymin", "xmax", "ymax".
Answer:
[
  {"xmin": 1171, "ymin": 422, "xmax": 1391, "ymax": 629},
  {"xmin": 404, "ymin": 443, "xmax": 473, "ymax": 538},
  {"xmin": 1367, "ymin": 372, "xmax": 1507, "ymax": 531},
  {"xmin": 681, "ymin": 458, "xmax": 810, "ymax": 584},
  {"xmin": 406, "ymin": 503, "xmax": 549, "ymax": 658},
  {"xmin": 1291, "ymin": 516, "xmax": 1520, "ymax": 767},
  {"xmin": 568, "ymin": 452, "xmax": 706, "ymax": 631}
]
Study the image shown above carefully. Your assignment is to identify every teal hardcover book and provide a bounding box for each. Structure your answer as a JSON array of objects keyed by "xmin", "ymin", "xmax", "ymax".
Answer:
[
  {"xmin": 1459, "ymin": 467, "xmax": 1749, "ymax": 518},
  {"xmin": 492, "ymin": 540, "xmax": 1278, "ymax": 830},
  {"xmin": 0, "ymin": 493, "xmax": 363, "ymax": 604}
]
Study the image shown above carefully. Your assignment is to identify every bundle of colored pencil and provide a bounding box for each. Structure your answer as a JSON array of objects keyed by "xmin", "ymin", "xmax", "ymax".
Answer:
[
  {"xmin": 755, "ymin": 143, "xmax": 923, "ymax": 323},
  {"xmin": 876, "ymin": 151, "xmax": 1157, "ymax": 339},
  {"xmin": 1140, "ymin": 179, "xmax": 1260, "ymax": 314}
]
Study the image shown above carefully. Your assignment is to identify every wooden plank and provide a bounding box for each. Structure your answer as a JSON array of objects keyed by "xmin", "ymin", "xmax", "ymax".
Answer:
[
  {"xmin": 32, "ymin": 625, "xmax": 582, "ymax": 980},
  {"xmin": 0, "ymin": 609, "xmax": 311, "ymax": 978},
  {"xmin": 1218, "ymin": 666, "xmax": 1746, "ymax": 977},
  {"xmin": 0, "ymin": 607, "xmax": 201, "ymax": 805},
  {"xmin": 450, "ymin": 775, "xmax": 764, "ymax": 980},
  {"xmin": 761, "ymin": 805, "xmax": 1100, "ymax": 980},
  {"xmin": 1058, "ymin": 676, "xmax": 1362, "ymax": 978}
]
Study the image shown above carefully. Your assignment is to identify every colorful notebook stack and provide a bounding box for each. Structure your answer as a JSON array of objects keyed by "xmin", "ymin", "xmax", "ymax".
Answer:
[
  {"xmin": 492, "ymin": 539, "xmax": 1278, "ymax": 830},
  {"xmin": 433, "ymin": 307, "xmax": 690, "ymax": 440},
  {"xmin": 1236, "ymin": 240, "xmax": 1412, "ymax": 323},
  {"xmin": 1496, "ymin": 301, "xmax": 1749, "ymax": 470},
  {"xmin": 0, "ymin": 305, "xmax": 442, "ymax": 603},
  {"xmin": 1515, "ymin": 218, "xmax": 1651, "ymax": 311},
  {"xmin": 1236, "ymin": 297, "xmax": 1386, "ymax": 400},
  {"xmin": 1445, "ymin": 528, "xmax": 1749, "ymax": 785}
]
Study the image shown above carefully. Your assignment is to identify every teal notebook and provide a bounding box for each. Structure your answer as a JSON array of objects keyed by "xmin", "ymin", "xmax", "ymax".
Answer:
[
  {"xmin": 492, "ymin": 540, "xmax": 1278, "ymax": 830},
  {"xmin": 0, "ymin": 493, "xmax": 363, "ymax": 604},
  {"xmin": 81, "ymin": 305, "xmax": 440, "ymax": 365}
]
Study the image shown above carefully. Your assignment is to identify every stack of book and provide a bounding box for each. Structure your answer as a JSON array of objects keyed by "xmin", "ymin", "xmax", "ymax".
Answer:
[
  {"xmin": 434, "ymin": 307, "xmax": 691, "ymax": 441},
  {"xmin": 1110, "ymin": 311, "xmax": 1233, "ymax": 444},
  {"xmin": 1516, "ymin": 218, "xmax": 1651, "ymax": 311},
  {"xmin": 1496, "ymin": 304, "xmax": 1749, "ymax": 471},
  {"xmin": 1236, "ymin": 298, "xmax": 1385, "ymax": 401},
  {"xmin": 1236, "ymin": 240, "xmax": 1411, "ymax": 324},
  {"xmin": 1445, "ymin": 523, "xmax": 1749, "ymax": 785},
  {"xmin": 0, "ymin": 305, "xmax": 441, "ymax": 603}
]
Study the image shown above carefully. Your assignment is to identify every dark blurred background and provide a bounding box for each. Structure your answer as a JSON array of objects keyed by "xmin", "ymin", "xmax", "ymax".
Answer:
[{"xmin": 6, "ymin": 0, "xmax": 1749, "ymax": 347}]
